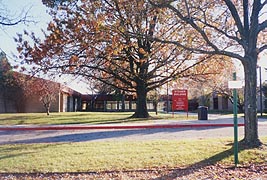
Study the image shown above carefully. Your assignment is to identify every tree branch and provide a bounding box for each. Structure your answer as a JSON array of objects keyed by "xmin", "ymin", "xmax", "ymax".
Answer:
[
  {"xmin": 193, "ymin": 17, "xmax": 243, "ymax": 45},
  {"xmin": 243, "ymin": 0, "xmax": 249, "ymax": 36},
  {"xmin": 163, "ymin": 3, "xmax": 220, "ymax": 51},
  {"xmin": 223, "ymin": 0, "xmax": 245, "ymax": 38},
  {"xmin": 260, "ymin": 0, "xmax": 267, "ymax": 9},
  {"xmin": 258, "ymin": 19, "xmax": 267, "ymax": 33},
  {"xmin": 259, "ymin": 44, "xmax": 267, "ymax": 53},
  {"xmin": 0, "ymin": 6, "xmax": 33, "ymax": 26},
  {"xmin": 151, "ymin": 37, "xmax": 244, "ymax": 61},
  {"xmin": 183, "ymin": 0, "xmax": 190, "ymax": 17}
]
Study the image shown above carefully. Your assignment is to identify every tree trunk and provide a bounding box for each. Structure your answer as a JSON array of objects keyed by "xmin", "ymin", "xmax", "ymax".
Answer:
[
  {"xmin": 46, "ymin": 109, "xmax": 50, "ymax": 116},
  {"xmin": 131, "ymin": 82, "xmax": 150, "ymax": 118},
  {"xmin": 45, "ymin": 103, "xmax": 50, "ymax": 116},
  {"xmin": 153, "ymin": 101, "xmax": 158, "ymax": 115},
  {"xmin": 237, "ymin": 104, "xmax": 244, "ymax": 113},
  {"xmin": 242, "ymin": 58, "xmax": 261, "ymax": 147},
  {"xmin": 121, "ymin": 93, "xmax": 125, "ymax": 112}
]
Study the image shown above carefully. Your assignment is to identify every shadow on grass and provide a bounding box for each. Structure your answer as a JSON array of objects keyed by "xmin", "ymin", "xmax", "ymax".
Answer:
[
  {"xmin": 52, "ymin": 115, "xmax": 183, "ymax": 125},
  {"xmin": 0, "ymin": 152, "xmax": 34, "ymax": 161},
  {"xmin": 0, "ymin": 143, "xmax": 61, "ymax": 161},
  {"xmin": 53, "ymin": 117, "xmax": 147, "ymax": 125},
  {"xmin": 153, "ymin": 142, "xmax": 267, "ymax": 180}
]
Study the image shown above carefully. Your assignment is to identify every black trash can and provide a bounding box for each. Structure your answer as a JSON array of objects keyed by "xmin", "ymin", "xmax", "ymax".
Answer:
[{"xmin": 198, "ymin": 106, "xmax": 208, "ymax": 120}]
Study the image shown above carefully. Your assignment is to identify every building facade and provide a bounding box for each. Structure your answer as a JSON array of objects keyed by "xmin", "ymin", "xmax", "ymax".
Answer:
[{"xmin": 0, "ymin": 78, "xmax": 82, "ymax": 113}]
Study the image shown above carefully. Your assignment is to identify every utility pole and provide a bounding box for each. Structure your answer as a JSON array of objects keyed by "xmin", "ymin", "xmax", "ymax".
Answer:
[{"xmin": 259, "ymin": 66, "xmax": 263, "ymax": 116}]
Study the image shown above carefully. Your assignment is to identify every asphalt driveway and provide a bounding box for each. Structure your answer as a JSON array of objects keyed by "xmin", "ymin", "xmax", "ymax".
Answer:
[{"xmin": 0, "ymin": 115, "xmax": 266, "ymax": 144}]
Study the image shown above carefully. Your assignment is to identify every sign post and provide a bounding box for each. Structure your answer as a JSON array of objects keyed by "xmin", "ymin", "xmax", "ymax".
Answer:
[
  {"xmin": 172, "ymin": 89, "xmax": 188, "ymax": 117},
  {"xmin": 228, "ymin": 72, "xmax": 242, "ymax": 166}
]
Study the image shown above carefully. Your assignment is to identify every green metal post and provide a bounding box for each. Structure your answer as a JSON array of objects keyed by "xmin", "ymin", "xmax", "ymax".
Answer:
[{"xmin": 233, "ymin": 72, "xmax": 239, "ymax": 166}]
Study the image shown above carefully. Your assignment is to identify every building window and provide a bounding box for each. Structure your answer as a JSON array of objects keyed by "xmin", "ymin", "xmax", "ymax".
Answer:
[
  {"xmin": 82, "ymin": 102, "xmax": 87, "ymax": 110},
  {"xmin": 107, "ymin": 101, "xmax": 117, "ymax": 110},
  {"xmin": 213, "ymin": 97, "xmax": 218, "ymax": 110}
]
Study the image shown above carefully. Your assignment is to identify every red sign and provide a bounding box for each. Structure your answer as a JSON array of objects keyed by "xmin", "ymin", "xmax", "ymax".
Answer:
[{"xmin": 172, "ymin": 89, "xmax": 188, "ymax": 111}]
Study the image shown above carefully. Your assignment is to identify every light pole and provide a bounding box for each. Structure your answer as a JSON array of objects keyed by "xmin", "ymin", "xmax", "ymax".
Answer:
[
  {"xmin": 166, "ymin": 63, "xmax": 169, "ymax": 113},
  {"xmin": 167, "ymin": 81, "xmax": 169, "ymax": 113},
  {"xmin": 258, "ymin": 66, "xmax": 263, "ymax": 117},
  {"xmin": 228, "ymin": 72, "xmax": 243, "ymax": 166},
  {"xmin": 233, "ymin": 72, "xmax": 239, "ymax": 166}
]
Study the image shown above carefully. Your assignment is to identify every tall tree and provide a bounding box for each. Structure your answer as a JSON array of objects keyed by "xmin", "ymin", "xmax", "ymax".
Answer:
[
  {"xmin": 17, "ymin": 0, "xmax": 219, "ymax": 118},
  {"xmin": 151, "ymin": 0, "xmax": 267, "ymax": 147}
]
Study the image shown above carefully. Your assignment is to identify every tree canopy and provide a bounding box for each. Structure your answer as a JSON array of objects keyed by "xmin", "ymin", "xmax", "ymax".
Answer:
[{"xmin": 16, "ymin": 0, "xmax": 229, "ymax": 118}]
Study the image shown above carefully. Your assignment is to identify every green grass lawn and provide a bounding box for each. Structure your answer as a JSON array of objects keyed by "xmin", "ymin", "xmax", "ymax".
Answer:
[
  {"xmin": 0, "ymin": 112, "xmax": 197, "ymax": 125},
  {"xmin": 0, "ymin": 112, "xmax": 266, "ymax": 173},
  {"xmin": 0, "ymin": 138, "xmax": 266, "ymax": 173}
]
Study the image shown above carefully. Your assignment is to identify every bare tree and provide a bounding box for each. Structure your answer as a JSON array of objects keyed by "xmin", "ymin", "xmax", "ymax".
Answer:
[{"xmin": 150, "ymin": 0, "xmax": 267, "ymax": 147}]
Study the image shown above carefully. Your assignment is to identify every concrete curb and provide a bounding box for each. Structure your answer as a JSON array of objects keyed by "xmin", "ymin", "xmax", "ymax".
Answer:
[{"xmin": 0, "ymin": 123, "xmax": 245, "ymax": 131}]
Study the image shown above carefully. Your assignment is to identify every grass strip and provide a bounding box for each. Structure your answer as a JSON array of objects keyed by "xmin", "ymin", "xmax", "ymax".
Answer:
[
  {"xmin": 0, "ymin": 112, "xmax": 197, "ymax": 125},
  {"xmin": 0, "ymin": 137, "xmax": 266, "ymax": 173}
]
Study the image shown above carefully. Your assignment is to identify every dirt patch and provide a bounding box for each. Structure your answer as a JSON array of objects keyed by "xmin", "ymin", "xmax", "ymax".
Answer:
[{"xmin": 1, "ymin": 164, "xmax": 266, "ymax": 180}]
